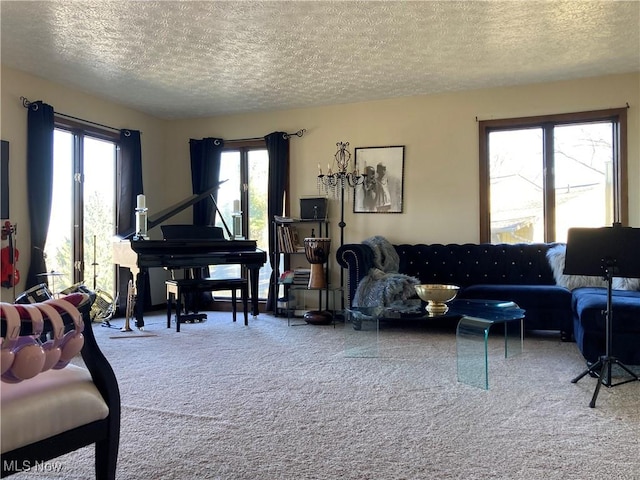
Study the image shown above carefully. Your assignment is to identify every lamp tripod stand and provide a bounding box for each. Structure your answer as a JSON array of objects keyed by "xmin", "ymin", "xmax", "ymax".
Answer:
[
  {"xmin": 564, "ymin": 224, "xmax": 640, "ymax": 408},
  {"xmin": 570, "ymin": 264, "xmax": 639, "ymax": 407}
]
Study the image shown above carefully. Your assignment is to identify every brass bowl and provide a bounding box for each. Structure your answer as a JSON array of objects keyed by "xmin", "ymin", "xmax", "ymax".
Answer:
[{"xmin": 414, "ymin": 284, "xmax": 460, "ymax": 315}]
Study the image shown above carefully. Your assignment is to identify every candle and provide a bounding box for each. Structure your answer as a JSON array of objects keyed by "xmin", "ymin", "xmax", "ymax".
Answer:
[
  {"xmin": 233, "ymin": 200, "xmax": 240, "ymax": 212},
  {"xmin": 318, "ymin": 163, "xmax": 322, "ymax": 175},
  {"xmin": 136, "ymin": 194, "xmax": 146, "ymax": 209}
]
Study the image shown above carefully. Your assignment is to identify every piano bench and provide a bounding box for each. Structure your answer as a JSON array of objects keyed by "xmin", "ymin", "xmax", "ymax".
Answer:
[{"xmin": 165, "ymin": 278, "xmax": 249, "ymax": 332}]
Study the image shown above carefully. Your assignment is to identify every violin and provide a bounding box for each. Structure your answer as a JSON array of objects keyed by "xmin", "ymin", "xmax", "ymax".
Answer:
[{"xmin": 1, "ymin": 221, "xmax": 19, "ymax": 288}]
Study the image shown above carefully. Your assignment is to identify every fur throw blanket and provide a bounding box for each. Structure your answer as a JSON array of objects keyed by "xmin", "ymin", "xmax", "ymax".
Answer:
[
  {"xmin": 353, "ymin": 236, "xmax": 420, "ymax": 308},
  {"xmin": 363, "ymin": 235, "xmax": 400, "ymax": 273}
]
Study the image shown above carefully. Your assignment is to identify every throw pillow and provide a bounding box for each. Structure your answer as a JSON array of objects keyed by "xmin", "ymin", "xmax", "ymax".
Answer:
[
  {"xmin": 612, "ymin": 277, "xmax": 640, "ymax": 291},
  {"xmin": 545, "ymin": 244, "xmax": 608, "ymax": 290}
]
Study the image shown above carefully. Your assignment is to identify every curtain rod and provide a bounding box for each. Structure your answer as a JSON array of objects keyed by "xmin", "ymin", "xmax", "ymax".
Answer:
[
  {"xmin": 21, "ymin": 96, "xmax": 305, "ymax": 139},
  {"xmin": 21, "ymin": 96, "xmax": 134, "ymax": 135},
  {"xmin": 221, "ymin": 129, "xmax": 306, "ymax": 144}
]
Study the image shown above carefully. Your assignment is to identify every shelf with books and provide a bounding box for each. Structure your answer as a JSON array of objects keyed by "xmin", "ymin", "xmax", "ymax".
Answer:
[
  {"xmin": 272, "ymin": 217, "xmax": 330, "ymax": 318},
  {"xmin": 276, "ymin": 224, "xmax": 306, "ymax": 254}
]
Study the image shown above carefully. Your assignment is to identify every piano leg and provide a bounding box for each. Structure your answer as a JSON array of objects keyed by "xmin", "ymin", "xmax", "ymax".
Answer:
[
  {"xmin": 248, "ymin": 265, "xmax": 261, "ymax": 316},
  {"xmin": 134, "ymin": 268, "xmax": 148, "ymax": 329}
]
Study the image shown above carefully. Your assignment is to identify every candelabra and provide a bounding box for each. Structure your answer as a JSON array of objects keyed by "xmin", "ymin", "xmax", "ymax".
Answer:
[
  {"xmin": 317, "ymin": 142, "xmax": 367, "ymax": 246},
  {"xmin": 317, "ymin": 142, "xmax": 368, "ymax": 309}
]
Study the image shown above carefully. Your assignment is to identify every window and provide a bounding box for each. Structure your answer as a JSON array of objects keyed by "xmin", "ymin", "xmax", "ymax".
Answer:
[
  {"xmin": 210, "ymin": 142, "xmax": 272, "ymax": 300},
  {"xmin": 45, "ymin": 120, "xmax": 118, "ymax": 296},
  {"xmin": 479, "ymin": 108, "xmax": 627, "ymax": 243}
]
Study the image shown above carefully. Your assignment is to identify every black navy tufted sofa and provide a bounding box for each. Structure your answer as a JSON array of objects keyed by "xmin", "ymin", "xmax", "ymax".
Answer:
[
  {"xmin": 337, "ymin": 242, "xmax": 640, "ymax": 364},
  {"xmin": 337, "ymin": 242, "xmax": 575, "ymax": 340}
]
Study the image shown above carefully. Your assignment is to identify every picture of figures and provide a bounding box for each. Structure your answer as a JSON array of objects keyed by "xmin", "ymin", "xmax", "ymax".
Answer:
[{"xmin": 353, "ymin": 146, "xmax": 404, "ymax": 213}]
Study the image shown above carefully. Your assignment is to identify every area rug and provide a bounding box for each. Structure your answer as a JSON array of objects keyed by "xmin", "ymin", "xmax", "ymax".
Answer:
[{"xmin": 10, "ymin": 311, "xmax": 640, "ymax": 480}]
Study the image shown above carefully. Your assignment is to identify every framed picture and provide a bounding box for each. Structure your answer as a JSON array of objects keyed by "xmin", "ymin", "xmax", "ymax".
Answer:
[{"xmin": 353, "ymin": 145, "xmax": 404, "ymax": 213}]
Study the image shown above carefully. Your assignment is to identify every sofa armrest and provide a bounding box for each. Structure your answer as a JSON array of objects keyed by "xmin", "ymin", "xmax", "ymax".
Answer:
[{"xmin": 336, "ymin": 243, "xmax": 377, "ymax": 308}]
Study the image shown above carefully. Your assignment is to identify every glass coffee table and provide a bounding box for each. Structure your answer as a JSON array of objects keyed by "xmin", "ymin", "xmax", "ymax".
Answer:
[{"xmin": 345, "ymin": 299, "xmax": 526, "ymax": 389}]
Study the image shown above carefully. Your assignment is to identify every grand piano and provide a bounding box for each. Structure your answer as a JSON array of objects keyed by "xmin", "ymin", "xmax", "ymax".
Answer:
[{"xmin": 113, "ymin": 185, "xmax": 267, "ymax": 328}]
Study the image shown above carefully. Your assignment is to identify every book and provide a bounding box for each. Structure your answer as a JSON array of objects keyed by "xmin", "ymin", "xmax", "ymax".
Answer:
[
  {"xmin": 274, "ymin": 215, "xmax": 295, "ymax": 223},
  {"xmin": 279, "ymin": 270, "xmax": 295, "ymax": 284}
]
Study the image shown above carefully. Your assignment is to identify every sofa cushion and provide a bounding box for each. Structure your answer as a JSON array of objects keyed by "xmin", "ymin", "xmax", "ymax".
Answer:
[
  {"xmin": 461, "ymin": 284, "xmax": 573, "ymax": 334},
  {"xmin": 572, "ymin": 287, "xmax": 640, "ymax": 333},
  {"xmin": 462, "ymin": 284, "xmax": 571, "ymax": 309},
  {"xmin": 1, "ymin": 364, "xmax": 109, "ymax": 453}
]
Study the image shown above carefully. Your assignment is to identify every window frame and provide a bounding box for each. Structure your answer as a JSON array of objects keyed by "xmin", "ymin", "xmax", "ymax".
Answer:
[
  {"xmin": 222, "ymin": 138, "xmax": 268, "ymax": 244},
  {"xmin": 52, "ymin": 116, "xmax": 119, "ymax": 284},
  {"xmin": 213, "ymin": 139, "xmax": 274, "ymax": 303},
  {"xmin": 478, "ymin": 108, "xmax": 628, "ymax": 243}
]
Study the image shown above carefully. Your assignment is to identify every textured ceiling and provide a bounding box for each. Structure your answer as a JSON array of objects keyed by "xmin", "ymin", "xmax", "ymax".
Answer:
[{"xmin": 1, "ymin": 1, "xmax": 639, "ymax": 120}]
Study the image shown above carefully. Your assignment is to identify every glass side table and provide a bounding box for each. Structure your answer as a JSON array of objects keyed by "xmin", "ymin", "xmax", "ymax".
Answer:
[
  {"xmin": 344, "ymin": 300, "xmax": 525, "ymax": 389},
  {"xmin": 344, "ymin": 306, "xmax": 383, "ymax": 358},
  {"xmin": 343, "ymin": 302, "xmax": 422, "ymax": 357},
  {"xmin": 456, "ymin": 305, "xmax": 525, "ymax": 390}
]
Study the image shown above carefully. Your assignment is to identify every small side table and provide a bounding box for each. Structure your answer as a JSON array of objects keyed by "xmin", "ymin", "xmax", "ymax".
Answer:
[
  {"xmin": 344, "ymin": 307, "xmax": 383, "ymax": 358},
  {"xmin": 456, "ymin": 314, "xmax": 524, "ymax": 390}
]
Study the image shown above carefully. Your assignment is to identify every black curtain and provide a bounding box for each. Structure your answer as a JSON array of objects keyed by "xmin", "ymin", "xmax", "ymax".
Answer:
[
  {"xmin": 264, "ymin": 132, "xmax": 290, "ymax": 311},
  {"xmin": 25, "ymin": 101, "xmax": 54, "ymax": 289},
  {"xmin": 117, "ymin": 130, "xmax": 143, "ymax": 236},
  {"xmin": 116, "ymin": 130, "xmax": 145, "ymax": 311},
  {"xmin": 189, "ymin": 138, "xmax": 224, "ymax": 226},
  {"xmin": 187, "ymin": 138, "xmax": 224, "ymax": 308}
]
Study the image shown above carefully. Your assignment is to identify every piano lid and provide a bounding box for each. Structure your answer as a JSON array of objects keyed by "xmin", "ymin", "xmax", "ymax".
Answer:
[{"xmin": 118, "ymin": 181, "xmax": 229, "ymax": 239}]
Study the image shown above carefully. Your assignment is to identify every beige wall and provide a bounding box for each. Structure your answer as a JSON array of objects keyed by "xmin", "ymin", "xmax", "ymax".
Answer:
[
  {"xmin": 0, "ymin": 66, "xmax": 167, "ymax": 301},
  {"xmin": 1, "ymin": 66, "xmax": 639, "ymax": 301},
  {"xmin": 168, "ymin": 72, "xmax": 640, "ymax": 247}
]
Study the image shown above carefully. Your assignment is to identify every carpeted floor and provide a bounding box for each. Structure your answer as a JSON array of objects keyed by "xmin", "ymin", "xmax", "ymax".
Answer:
[{"xmin": 10, "ymin": 310, "xmax": 640, "ymax": 480}]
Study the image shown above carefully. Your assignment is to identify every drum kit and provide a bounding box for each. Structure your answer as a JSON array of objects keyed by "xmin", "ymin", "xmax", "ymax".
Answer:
[
  {"xmin": 15, "ymin": 271, "xmax": 117, "ymax": 326},
  {"xmin": 14, "ymin": 271, "xmax": 65, "ymax": 304}
]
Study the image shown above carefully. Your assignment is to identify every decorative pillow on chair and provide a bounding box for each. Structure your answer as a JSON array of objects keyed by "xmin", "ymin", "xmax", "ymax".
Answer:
[{"xmin": 546, "ymin": 245, "xmax": 607, "ymax": 290}]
